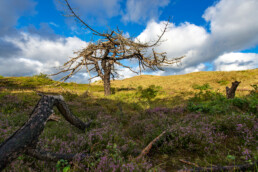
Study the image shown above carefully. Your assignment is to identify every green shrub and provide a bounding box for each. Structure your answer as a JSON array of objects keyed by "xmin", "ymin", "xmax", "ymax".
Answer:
[
  {"xmin": 188, "ymin": 83, "xmax": 257, "ymax": 114},
  {"xmin": 33, "ymin": 73, "xmax": 49, "ymax": 79},
  {"xmin": 232, "ymin": 98, "xmax": 249, "ymax": 110},
  {"xmin": 0, "ymin": 75, "xmax": 4, "ymax": 79},
  {"xmin": 245, "ymin": 92, "xmax": 258, "ymax": 114},
  {"xmin": 192, "ymin": 83, "xmax": 212, "ymax": 91},
  {"xmin": 250, "ymin": 84, "xmax": 258, "ymax": 95},
  {"xmin": 187, "ymin": 99, "xmax": 230, "ymax": 114},
  {"xmin": 192, "ymin": 83, "xmax": 215, "ymax": 101},
  {"xmin": 136, "ymin": 85, "xmax": 162, "ymax": 102}
]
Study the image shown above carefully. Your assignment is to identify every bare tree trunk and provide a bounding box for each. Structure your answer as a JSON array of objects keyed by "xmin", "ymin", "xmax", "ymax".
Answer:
[
  {"xmin": 226, "ymin": 81, "xmax": 241, "ymax": 99},
  {"xmin": 103, "ymin": 70, "xmax": 111, "ymax": 96},
  {"xmin": 103, "ymin": 77, "xmax": 111, "ymax": 96},
  {"xmin": 0, "ymin": 95, "xmax": 89, "ymax": 171}
]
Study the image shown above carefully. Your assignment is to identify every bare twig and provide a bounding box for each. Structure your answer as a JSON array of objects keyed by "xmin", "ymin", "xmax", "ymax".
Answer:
[{"xmin": 179, "ymin": 159, "xmax": 199, "ymax": 168}]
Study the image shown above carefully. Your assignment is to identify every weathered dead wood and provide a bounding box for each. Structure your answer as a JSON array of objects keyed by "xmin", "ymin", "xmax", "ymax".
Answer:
[
  {"xmin": 48, "ymin": 113, "xmax": 61, "ymax": 122},
  {"xmin": 55, "ymin": 98, "xmax": 90, "ymax": 130},
  {"xmin": 0, "ymin": 95, "xmax": 90, "ymax": 171},
  {"xmin": 178, "ymin": 160, "xmax": 258, "ymax": 172},
  {"xmin": 226, "ymin": 81, "xmax": 241, "ymax": 99},
  {"xmin": 52, "ymin": 0, "xmax": 184, "ymax": 96},
  {"xmin": 136, "ymin": 130, "xmax": 167, "ymax": 160}
]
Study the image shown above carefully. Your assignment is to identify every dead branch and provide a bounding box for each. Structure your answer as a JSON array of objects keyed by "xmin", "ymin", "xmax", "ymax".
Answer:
[
  {"xmin": 136, "ymin": 130, "xmax": 167, "ymax": 160},
  {"xmin": 0, "ymin": 95, "xmax": 90, "ymax": 171},
  {"xmin": 48, "ymin": 113, "xmax": 61, "ymax": 122},
  {"xmin": 179, "ymin": 159, "xmax": 199, "ymax": 168},
  {"xmin": 177, "ymin": 160, "xmax": 258, "ymax": 172},
  {"xmin": 63, "ymin": 0, "xmax": 104, "ymax": 36}
]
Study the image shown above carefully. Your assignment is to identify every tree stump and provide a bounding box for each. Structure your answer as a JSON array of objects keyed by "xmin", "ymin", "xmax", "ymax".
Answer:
[
  {"xmin": 0, "ymin": 94, "xmax": 90, "ymax": 171},
  {"xmin": 226, "ymin": 81, "xmax": 241, "ymax": 99}
]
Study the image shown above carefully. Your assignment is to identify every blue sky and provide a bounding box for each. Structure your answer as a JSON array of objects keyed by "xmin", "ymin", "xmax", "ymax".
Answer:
[{"xmin": 0, "ymin": 0, "xmax": 257, "ymax": 83}]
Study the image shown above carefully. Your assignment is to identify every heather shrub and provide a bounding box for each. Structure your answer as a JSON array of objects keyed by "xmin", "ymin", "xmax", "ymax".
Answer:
[
  {"xmin": 1, "ymin": 71, "xmax": 257, "ymax": 171},
  {"xmin": 73, "ymin": 144, "xmax": 155, "ymax": 171},
  {"xmin": 156, "ymin": 114, "xmax": 221, "ymax": 154},
  {"xmin": 0, "ymin": 94, "xmax": 22, "ymax": 114}
]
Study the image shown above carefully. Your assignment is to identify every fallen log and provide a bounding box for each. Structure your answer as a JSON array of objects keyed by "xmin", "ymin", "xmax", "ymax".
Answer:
[
  {"xmin": 0, "ymin": 94, "xmax": 90, "ymax": 171},
  {"xmin": 226, "ymin": 81, "xmax": 241, "ymax": 99}
]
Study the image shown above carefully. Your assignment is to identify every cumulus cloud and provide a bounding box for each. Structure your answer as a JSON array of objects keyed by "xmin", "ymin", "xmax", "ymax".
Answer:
[
  {"xmin": 203, "ymin": 0, "xmax": 258, "ymax": 52},
  {"xmin": 136, "ymin": 0, "xmax": 258, "ymax": 75},
  {"xmin": 0, "ymin": 0, "xmax": 36, "ymax": 36},
  {"xmin": 0, "ymin": 33, "xmax": 87, "ymax": 77},
  {"xmin": 137, "ymin": 21, "xmax": 209, "ymax": 65},
  {"xmin": 213, "ymin": 52, "xmax": 258, "ymax": 71},
  {"xmin": 122, "ymin": 0, "xmax": 170, "ymax": 23}
]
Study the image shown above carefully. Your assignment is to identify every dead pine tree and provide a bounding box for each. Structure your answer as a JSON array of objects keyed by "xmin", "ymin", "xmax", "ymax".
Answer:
[{"xmin": 52, "ymin": 0, "xmax": 184, "ymax": 96}]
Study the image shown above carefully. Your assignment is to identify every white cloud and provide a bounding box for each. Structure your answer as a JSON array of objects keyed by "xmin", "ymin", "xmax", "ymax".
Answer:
[
  {"xmin": 203, "ymin": 0, "xmax": 258, "ymax": 51},
  {"xmin": 213, "ymin": 52, "xmax": 258, "ymax": 71},
  {"xmin": 0, "ymin": 58, "xmax": 42, "ymax": 76},
  {"xmin": 137, "ymin": 21, "xmax": 209, "ymax": 69},
  {"xmin": 136, "ymin": 0, "xmax": 258, "ymax": 75},
  {"xmin": 116, "ymin": 67, "xmax": 139, "ymax": 79},
  {"xmin": 122, "ymin": 0, "xmax": 170, "ymax": 23},
  {"xmin": 0, "ymin": 33, "xmax": 87, "ymax": 77}
]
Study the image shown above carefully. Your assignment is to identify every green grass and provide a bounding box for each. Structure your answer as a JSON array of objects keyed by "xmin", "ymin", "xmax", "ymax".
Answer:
[{"xmin": 0, "ymin": 69, "xmax": 257, "ymax": 171}]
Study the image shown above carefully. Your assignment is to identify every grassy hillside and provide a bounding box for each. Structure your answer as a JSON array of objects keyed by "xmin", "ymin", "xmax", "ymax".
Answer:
[
  {"xmin": 106, "ymin": 68, "xmax": 257, "ymax": 94},
  {"xmin": 0, "ymin": 69, "xmax": 257, "ymax": 171},
  {"xmin": 111, "ymin": 69, "xmax": 258, "ymax": 89}
]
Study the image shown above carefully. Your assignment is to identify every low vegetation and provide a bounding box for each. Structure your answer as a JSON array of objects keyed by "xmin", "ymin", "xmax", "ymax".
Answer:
[{"xmin": 0, "ymin": 69, "xmax": 257, "ymax": 171}]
